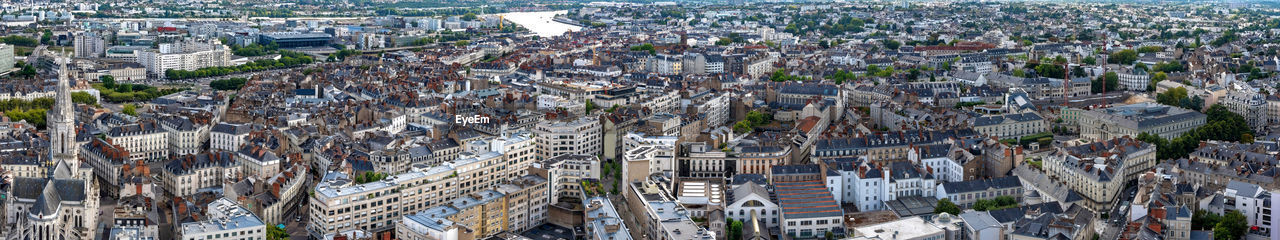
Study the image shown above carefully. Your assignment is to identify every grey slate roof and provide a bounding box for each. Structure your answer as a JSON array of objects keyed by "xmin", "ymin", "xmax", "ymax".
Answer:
[{"xmin": 941, "ymin": 176, "xmax": 1022, "ymax": 194}]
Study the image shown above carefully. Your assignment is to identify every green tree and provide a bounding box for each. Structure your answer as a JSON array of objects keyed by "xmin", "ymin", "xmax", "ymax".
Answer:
[
  {"xmin": 1213, "ymin": 210, "xmax": 1247, "ymax": 240},
  {"xmin": 726, "ymin": 218, "xmax": 744, "ymax": 240},
  {"xmin": 934, "ymin": 198, "xmax": 961, "ymax": 215},
  {"xmin": 99, "ymin": 75, "xmax": 116, "ymax": 89},
  {"xmin": 70, "ymin": 92, "xmax": 96, "ymax": 105},
  {"xmin": 267, "ymin": 224, "xmax": 290, "ymax": 240},
  {"xmin": 1083, "ymin": 56, "xmax": 1097, "ymax": 65},
  {"xmin": 1035, "ymin": 64, "xmax": 1065, "ymax": 79},
  {"xmin": 1108, "ymin": 49, "xmax": 1138, "ymax": 65},
  {"xmin": 881, "ymin": 39, "xmax": 901, "ymax": 50},
  {"xmin": 1092, "ymin": 72, "xmax": 1119, "ymax": 93},
  {"xmin": 1192, "ymin": 209, "xmax": 1222, "ymax": 230},
  {"xmin": 122, "ymin": 104, "xmax": 137, "ymax": 116},
  {"xmin": 454, "ymin": 40, "xmax": 469, "ymax": 47},
  {"xmin": 733, "ymin": 120, "xmax": 753, "ymax": 134}
]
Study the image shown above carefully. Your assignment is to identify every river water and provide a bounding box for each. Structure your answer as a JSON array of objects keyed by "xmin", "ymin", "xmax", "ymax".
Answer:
[{"xmin": 499, "ymin": 10, "xmax": 582, "ymax": 37}]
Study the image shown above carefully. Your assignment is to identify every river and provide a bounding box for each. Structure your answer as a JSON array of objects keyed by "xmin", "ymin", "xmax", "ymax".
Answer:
[{"xmin": 498, "ymin": 10, "xmax": 582, "ymax": 38}]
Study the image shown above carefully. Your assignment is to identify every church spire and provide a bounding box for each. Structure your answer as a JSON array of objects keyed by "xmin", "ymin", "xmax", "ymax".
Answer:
[{"xmin": 48, "ymin": 51, "xmax": 78, "ymax": 168}]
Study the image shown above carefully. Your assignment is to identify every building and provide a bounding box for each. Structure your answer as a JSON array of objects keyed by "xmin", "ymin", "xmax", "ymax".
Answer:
[
  {"xmin": 258, "ymin": 32, "xmax": 333, "ymax": 48},
  {"xmin": 0, "ymin": 44, "xmax": 12, "ymax": 74},
  {"xmin": 74, "ymin": 31, "xmax": 107, "ymax": 58},
  {"xmin": 623, "ymin": 178, "xmax": 716, "ymax": 240},
  {"xmin": 583, "ymin": 196, "xmax": 632, "ymax": 240},
  {"xmin": 309, "ymin": 152, "xmax": 537, "ymax": 237},
  {"xmin": 936, "ymin": 176, "xmax": 1023, "ymax": 209},
  {"xmin": 972, "ymin": 112, "xmax": 1047, "ymax": 140},
  {"xmin": 106, "ymin": 120, "xmax": 168, "ymax": 161},
  {"xmin": 533, "ymin": 117, "xmax": 602, "ymax": 160},
  {"xmin": 159, "ymin": 115, "xmax": 205, "ymax": 157},
  {"xmin": 137, "ymin": 39, "xmax": 232, "ymax": 77},
  {"xmin": 531, "ymin": 154, "xmax": 599, "ymax": 205},
  {"xmin": 225, "ymin": 162, "xmax": 308, "ymax": 225},
  {"xmin": 210, "ymin": 123, "xmax": 252, "ymax": 152},
  {"xmin": 161, "ymin": 152, "xmax": 240, "ymax": 197},
  {"xmin": 81, "ymin": 138, "xmax": 131, "ymax": 197},
  {"xmin": 771, "ymin": 165, "xmax": 844, "ymax": 239},
  {"xmin": 391, "ymin": 178, "xmax": 549, "ymax": 240},
  {"xmin": 1042, "ymin": 137, "xmax": 1155, "ymax": 212},
  {"xmin": 1075, "ymin": 102, "xmax": 1205, "ymax": 141},
  {"xmin": 1222, "ymin": 89, "xmax": 1268, "ymax": 133},
  {"xmin": 726, "ymin": 181, "xmax": 779, "ymax": 228},
  {"xmin": 1116, "ymin": 68, "xmax": 1150, "ymax": 91},
  {"xmin": 1219, "ymin": 181, "xmax": 1279, "ymax": 240},
  {"xmin": 7, "ymin": 56, "xmax": 100, "ymax": 240},
  {"xmin": 178, "ymin": 198, "xmax": 266, "ymax": 240},
  {"xmin": 848, "ymin": 216, "xmax": 945, "ymax": 240}
]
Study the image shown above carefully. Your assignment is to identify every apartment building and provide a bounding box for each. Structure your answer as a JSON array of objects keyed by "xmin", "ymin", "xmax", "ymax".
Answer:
[
  {"xmin": 1222, "ymin": 89, "xmax": 1268, "ymax": 133},
  {"xmin": 310, "ymin": 148, "xmax": 533, "ymax": 237},
  {"xmin": 106, "ymin": 120, "xmax": 168, "ymax": 162},
  {"xmin": 81, "ymin": 138, "xmax": 130, "ymax": 197},
  {"xmin": 530, "ymin": 154, "xmax": 599, "ymax": 205},
  {"xmin": 392, "ymin": 176, "xmax": 549, "ymax": 240},
  {"xmin": 210, "ymin": 122, "xmax": 251, "ymax": 152},
  {"xmin": 936, "ymin": 176, "xmax": 1024, "ymax": 209},
  {"xmin": 972, "ymin": 112, "xmax": 1047, "ymax": 140},
  {"xmin": 1042, "ymin": 137, "xmax": 1155, "ymax": 212},
  {"xmin": 161, "ymin": 151, "xmax": 239, "ymax": 197},
  {"xmin": 534, "ymin": 117, "xmax": 602, "ymax": 160},
  {"xmin": 178, "ymin": 198, "xmax": 266, "ymax": 240},
  {"xmin": 813, "ymin": 129, "xmax": 979, "ymax": 163},
  {"xmin": 583, "ymin": 196, "xmax": 632, "ymax": 240},
  {"xmin": 137, "ymin": 39, "xmax": 232, "ymax": 77},
  {"xmin": 159, "ymin": 115, "xmax": 206, "ymax": 157}
]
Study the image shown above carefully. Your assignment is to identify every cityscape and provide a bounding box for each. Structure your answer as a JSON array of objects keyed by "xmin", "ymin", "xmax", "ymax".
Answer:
[{"xmin": 0, "ymin": 0, "xmax": 1278, "ymax": 240}]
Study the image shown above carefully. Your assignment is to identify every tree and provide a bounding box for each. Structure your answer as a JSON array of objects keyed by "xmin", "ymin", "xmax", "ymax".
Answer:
[
  {"xmin": 210, "ymin": 78, "xmax": 248, "ymax": 91},
  {"xmin": 454, "ymin": 40, "xmax": 469, "ymax": 47},
  {"xmin": 733, "ymin": 120, "xmax": 753, "ymax": 134},
  {"xmin": 99, "ymin": 75, "xmax": 116, "ymax": 89},
  {"xmin": 1035, "ymin": 64, "xmax": 1065, "ymax": 79},
  {"xmin": 972, "ymin": 199, "xmax": 996, "ymax": 211},
  {"xmin": 995, "ymin": 196, "xmax": 1017, "ymax": 207},
  {"xmin": 881, "ymin": 39, "xmax": 901, "ymax": 50},
  {"xmin": 267, "ymin": 224, "xmax": 290, "ymax": 240},
  {"xmin": 1091, "ymin": 72, "xmax": 1119, "ymax": 93},
  {"xmin": 935, "ymin": 198, "xmax": 961, "ymax": 215},
  {"xmin": 122, "ymin": 104, "xmax": 137, "ymax": 116},
  {"xmin": 71, "ymin": 92, "xmax": 96, "ymax": 105},
  {"xmin": 584, "ymin": 99, "xmax": 597, "ymax": 113},
  {"xmin": 1083, "ymin": 56, "xmax": 1097, "ymax": 65},
  {"xmin": 726, "ymin": 218, "xmax": 744, "ymax": 240},
  {"xmin": 1108, "ymin": 49, "xmax": 1138, "ymax": 65},
  {"xmin": 1213, "ymin": 210, "xmax": 1247, "ymax": 240},
  {"xmin": 1192, "ymin": 209, "xmax": 1222, "ymax": 230}
]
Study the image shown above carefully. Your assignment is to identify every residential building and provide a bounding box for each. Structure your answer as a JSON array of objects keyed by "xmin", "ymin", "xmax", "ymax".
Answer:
[
  {"xmin": 160, "ymin": 151, "xmax": 239, "ymax": 197},
  {"xmin": 178, "ymin": 198, "xmax": 266, "ymax": 240},
  {"xmin": 137, "ymin": 39, "xmax": 232, "ymax": 77},
  {"xmin": 534, "ymin": 117, "xmax": 602, "ymax": 160},
  {"xmin": 848, "ymin": 216, "xmax": 945, "ymax": 240},
  {"xmin": 1042, "ymin": 137, "xmax": 1155, "ymax": 212},
  {"xmin": 936, "ymin": 176, "xmax": 1024, "ymax": 209},
  {"xmin": 973, "ymin": 112, "xmax": 1047, "ymax": 140}
]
